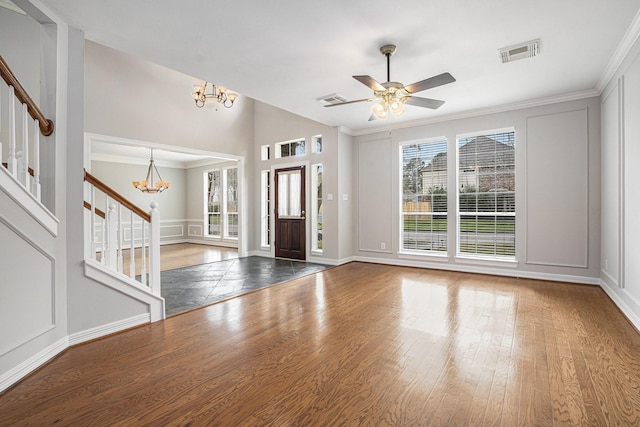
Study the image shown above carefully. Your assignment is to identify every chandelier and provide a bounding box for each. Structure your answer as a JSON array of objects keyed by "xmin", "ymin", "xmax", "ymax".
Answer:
[
  {"xmin": 132, "ymin": 149, "xmax": 170, "ymax": 193},
  {"xmin": 192, "ymin": 81, "xmax": 238, "ymax": 108}
]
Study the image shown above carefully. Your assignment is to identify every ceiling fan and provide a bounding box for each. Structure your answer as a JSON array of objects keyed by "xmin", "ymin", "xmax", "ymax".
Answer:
[{"xmin": 325, "ymin": 44, "xmax": 455, "ymax": 121}]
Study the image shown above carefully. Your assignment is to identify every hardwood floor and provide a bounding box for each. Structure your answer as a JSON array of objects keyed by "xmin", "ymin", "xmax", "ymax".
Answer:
[
  {"xmin": 119, "ymin": 242, "xmax": 238, "ymax": 275},
  {"xmin": 2, "ymin": 263, "xmax": 640, "ymax": 425}
]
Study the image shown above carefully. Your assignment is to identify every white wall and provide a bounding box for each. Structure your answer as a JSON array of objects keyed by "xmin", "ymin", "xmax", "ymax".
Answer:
[
  {"xmin": 354, "ymin": 96, "xmax": 602, "ymax": 283},
  {"xmin": 600, "ymin": 31, "xmax": 640, "ymax": 329}
]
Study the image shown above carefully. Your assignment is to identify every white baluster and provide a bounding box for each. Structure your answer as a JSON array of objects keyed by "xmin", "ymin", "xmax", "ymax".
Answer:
[
  {"xmin": 101, "ymin": 194, "xmax": 107, "ymax": 264},
  {"xmin": 32, "ymin": 119, "xmax": 40, "ymax": 200},
  {"xmin": 129, "ymin": 210, "xmax": 135, "ymax": 279},
  {"xmin": 148, "ymin": 201, "xmax": 161, "ymax": 295},
  {"xmin": 90, "ymin": 185, "xmax": 97, "ymax": 260},
  {"xmin": 20, "ymin": 103, "xmax": 29, "ymax": 186},
  {"xmin": 105, "ymin": 203, "xmax": 117, "ymax": 269},
  {"xmin": 117, "ymin": 203, "xmax": 123, "ymax": 273},
  {"xmin": 7, "ymin": 86, "xmax": 17, "ymax": 176},
  {"xmin": 140, "ymin": 216, "xmax": 147, "ymax": 287}
]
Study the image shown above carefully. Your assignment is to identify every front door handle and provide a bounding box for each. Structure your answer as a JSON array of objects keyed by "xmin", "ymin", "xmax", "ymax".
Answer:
[{"xmin": 300, "ymin": 210, "xmax": 306, "ymax": 220}]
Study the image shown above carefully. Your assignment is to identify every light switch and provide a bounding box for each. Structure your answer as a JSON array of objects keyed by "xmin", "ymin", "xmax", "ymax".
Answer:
[
  {"xmin": 327, "ymin": 194, "xmax": 333, "ymax": 201},
  {"xmin": 342, "ymin": 194, "xmax": 348, "ymax": 201}
]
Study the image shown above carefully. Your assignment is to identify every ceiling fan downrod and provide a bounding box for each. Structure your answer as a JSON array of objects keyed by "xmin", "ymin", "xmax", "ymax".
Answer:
[{"xmin": 380, "ymin": 44, "xmax": 396, "ymax": 83}]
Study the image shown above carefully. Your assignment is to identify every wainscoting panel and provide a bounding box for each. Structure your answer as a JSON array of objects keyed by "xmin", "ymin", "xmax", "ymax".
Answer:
[
  {"xmin": 0, "ymin": 220, "xmax": 55, "ymax": 356},
  {"xmin": 525, "ymin": 109, "xmax": 589, "ymax": 268}
]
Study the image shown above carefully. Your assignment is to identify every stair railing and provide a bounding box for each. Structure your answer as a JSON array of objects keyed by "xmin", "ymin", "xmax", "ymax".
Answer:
[
  {"xmin": 0, "ymin": 54, "xmax": 54, "ymax": 202},
  {"xmin": 83, "ymin": 169, "xmax": 161, "ymax": 295}
]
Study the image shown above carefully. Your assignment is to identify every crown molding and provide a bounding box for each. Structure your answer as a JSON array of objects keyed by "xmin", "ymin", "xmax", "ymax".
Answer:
[
  {"xmin": 351, "ymin": 89, "xmax": 599, "ymax": 137},
  {"xmin": 596, "ymin": 8, "xmax": 640, "ymax": 93},
  {"xmin": 91, "ymin": 152, "xmax": 186, "ymax": 169}
]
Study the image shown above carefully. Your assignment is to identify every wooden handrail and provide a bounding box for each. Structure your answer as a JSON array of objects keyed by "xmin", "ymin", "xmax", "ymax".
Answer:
[
  {"xmin": 0, "ymin": 54, "xmax": 54, "ymax": 136},
  {"xmin": 84, "ymin": 169, "xmax": 151, "ymax": 222},
  {"xmin": 2, "ymin": 162, "xmax": 34, "ymax": 176},
  {"xmin": 83, "ymin": 201, "xmax": 106, "ymax": 219}
]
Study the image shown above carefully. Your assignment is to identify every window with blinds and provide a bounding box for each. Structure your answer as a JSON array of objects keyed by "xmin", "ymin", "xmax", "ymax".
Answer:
[
  {"xmin": 457, "ymin": 129, "xmax": 515, "ymax": 258},
  {"xmin": 400, "ymin": 139, "xmax": 448, "ymax": 253}
]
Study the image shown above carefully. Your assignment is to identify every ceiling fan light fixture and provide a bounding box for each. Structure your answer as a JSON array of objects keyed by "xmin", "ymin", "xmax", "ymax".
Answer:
[
  {"xmin": 372, "ymin": 101, "xmax": 388, "ymax": 119},
  {"xmin": 389, "ymin": 98, "xmax": 405, "ymax": 117}
]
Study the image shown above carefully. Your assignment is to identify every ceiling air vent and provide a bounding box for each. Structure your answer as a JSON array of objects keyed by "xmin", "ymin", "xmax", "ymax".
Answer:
[
  {"xmin": 499, "ymin": 39, "xmax": 540, "ymax": 63},
  {"xmin": 317, "ymin": 93, "xmax": 348, "ymax": 106}
]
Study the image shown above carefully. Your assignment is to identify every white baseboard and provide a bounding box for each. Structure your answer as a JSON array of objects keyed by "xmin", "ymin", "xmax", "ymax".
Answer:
[
  {"xmin": 0, "ymin": 336, "xmax": 68, "ymax": 393},
  {"xmin": 599, "ymin": 279, "xmax": 640, "ymax": 332},
  {"xmin": 184, "ymin": 238, "xmax": 238, "ymax": 249},
  {"xmin": 68, "ymin": 313, "xmax": 150, "ymax": 346},
  {"xmin": 352, "ymin": 255, "xmax": 600, "ymax": 285}
]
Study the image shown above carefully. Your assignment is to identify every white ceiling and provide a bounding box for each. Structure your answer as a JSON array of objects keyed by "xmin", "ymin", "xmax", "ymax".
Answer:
[{"xmin": 36, "ymin": 0, "xmax": 640, "ymax": 133}]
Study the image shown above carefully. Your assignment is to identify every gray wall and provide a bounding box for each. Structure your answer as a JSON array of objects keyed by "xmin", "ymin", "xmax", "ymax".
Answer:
[
  {"xmin": 91, "ymin": 160, "xmax": 186, "ymax": 220},
  {"xmin": 252, "ymin": 101, "xmax": 346, "ymax": 263},
  {"xmin": 600, "ymin": 32, "xmax": 640, "ymax": 328},
  {"xmin": 84, "ymin": 41, "xmax": 254, "ymax": 159},
  {"xmin": 354, "ymin": 96, "xmax": 602, "ymax": 283}
]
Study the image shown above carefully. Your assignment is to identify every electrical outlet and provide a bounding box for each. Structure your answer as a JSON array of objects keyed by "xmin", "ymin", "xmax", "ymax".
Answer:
[{"xmin": 381, "ymin": 242, "xmax": 386, "ymax": 250}]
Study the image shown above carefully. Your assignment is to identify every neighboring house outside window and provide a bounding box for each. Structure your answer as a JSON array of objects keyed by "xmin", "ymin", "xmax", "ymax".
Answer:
[{"xmin": 457, "ymin": 130, "xmax": 516, "ymax": 258}]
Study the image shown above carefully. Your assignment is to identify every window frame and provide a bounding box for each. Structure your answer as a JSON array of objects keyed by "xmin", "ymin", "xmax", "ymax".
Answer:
[
  {"xmin": 311, "ymin": 163, "xmax": 323, "ymax": 253},
  {"xmin": 455, "ymin": 127, "xmax": 516, "ymax": 262},
  {"xmin": 260, "ymin": 170, "xmax": 271, "ymax": 248},
  {"xmin": 203, "ymin": 169, "xmax": 222, "ymax": 238},
  {"xmin": 398, "ymin": 137, "xmax": 449, "ymax": 257},
  {"xmin": 223, "ymin": 166, "xmax": 239, "ymax": 240},
  {"xmin": 275, "ymin": 138, "xmax": 306, "ymax": 159}
]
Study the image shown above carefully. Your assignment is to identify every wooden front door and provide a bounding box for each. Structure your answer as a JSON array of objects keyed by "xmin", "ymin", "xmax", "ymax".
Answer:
[{"xmin": 274, "ymin": 166, "xmax": 306, "ymax": 260}]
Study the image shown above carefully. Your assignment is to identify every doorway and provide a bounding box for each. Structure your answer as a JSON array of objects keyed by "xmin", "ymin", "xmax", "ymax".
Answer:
[{"xmin": 274, "ymin": 166, "xmax": 306, "ymax": 260}]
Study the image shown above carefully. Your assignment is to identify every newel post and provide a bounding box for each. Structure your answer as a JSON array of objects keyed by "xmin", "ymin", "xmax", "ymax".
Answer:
[{"xmin": 148, "ymin": 201, "xmax": 161, "ymax": 296}]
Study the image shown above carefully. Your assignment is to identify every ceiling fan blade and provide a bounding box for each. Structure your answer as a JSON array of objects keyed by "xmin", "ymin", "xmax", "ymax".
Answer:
[
  {"xmin": 324, "ymin": 98, "xmax": 374, "ymax": 107},
  {"xmin": 404, "ymin": 96, "xmax": 445, "ymax": 109},
  {"xmin": 353, "ymin": 75, "xmax": 385, "ymax": 91},
  {"xmin": 404, "ymin": 72, "xmax": 456, "ymax": 94}
]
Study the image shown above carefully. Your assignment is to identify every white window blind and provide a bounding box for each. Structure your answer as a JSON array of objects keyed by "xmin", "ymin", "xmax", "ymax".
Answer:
[
  {"xmin": 457, "ymin": 130, "xmax": 515, "ymax": 258},
  {"xmin": 401, "ymin": 139, "xmax": 448, "ymax": 253}
]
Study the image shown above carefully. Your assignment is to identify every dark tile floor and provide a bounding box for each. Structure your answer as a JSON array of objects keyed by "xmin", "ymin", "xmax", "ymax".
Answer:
[{"xmin": 161, "ymin": 256, "xmax": 329, "ymax": 316}]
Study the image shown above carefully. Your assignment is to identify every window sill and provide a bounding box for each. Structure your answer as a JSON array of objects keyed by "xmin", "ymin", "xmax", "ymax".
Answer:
[
  {"xmin": 454, "ymin": 255, "xmax": 518, "ymax": 268},
  {"xmin": 398, "ymin": 251, "xmax": 449, "ymax": 262}
]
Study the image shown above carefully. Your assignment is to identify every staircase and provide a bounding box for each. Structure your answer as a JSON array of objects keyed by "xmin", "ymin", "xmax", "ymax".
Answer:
[
  {"xmin": 83, "ymin": 169, "xmax": 165, "ymax": 321},
  {"xmin": 0, "ymin": 54, "xmax": 164, "ymax": 322}
]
